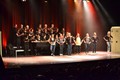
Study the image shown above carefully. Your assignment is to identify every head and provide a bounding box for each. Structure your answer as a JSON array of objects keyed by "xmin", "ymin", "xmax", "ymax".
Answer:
[
  {"xmin": 51, "ymin": 34, "xmax": 54, "ymax": 38},
  {"xmin": 107, "ymin": 31, "xmax": 111, "ymax": 37},
  {"xmin": 44, "ymin": 24, "xmax": 47, "ymax": 28},
  {"xmin": 86, "ymin": 33, "xmax": 89, "ymax": 37},
  {"xmin": 39, "ymin": 24, "xmax": 42, "ymax": 28},
  {"xmin": 21, "ymin": 24, "xmax": 23, "ymax": 28},
  {"xmin": 60, "ymin": 33, "xmax": 63, "ymax": 37},
  {"xmin": 51, "ymin": 24, "xmax": 54, "ymax": 28},
  {"xmin": 62, "ymin": 28, "xmax": 65, "ymax": 31},
  {"xmin": 30, "ymin": 28, "xmax": 34, "ymax": 32},
  {"xmin": 77, "ymin": 33, "xmax": 80, "ymax": 37},
  {"xmin": 107, "ymin": 31, "xmax": 111, "ymax": 35},
  {"xmin": 60, "ymin": 33, "xmax": 62, "ymax": 36},
  {"xmin": 56, "ymin": 35, "xmax": 58, "ymax": 39},
  {"xmin": 15, "ymin": 24, "xmax": 18, "ymax": 28},
  {"xmin": 56, "ymin": 28, "xmax": 59, "ymax": 32},
  {"xmin": 66, "ymin": 32, "xmax": 69, "ymax": 37},
  {"xmin": 26, "ymin": 25, "xmax": 29, "ymax": 29},
  {"xmin": 93, "ymin": 32, "xmax": 97, "ymax": 36},
  {"xmin": 68, "ymin": 32, "xmax": 71, "ymax": 37},
  {"xmin": 38, "ymin": 29, "xmax": 41, "ymax": 32}
]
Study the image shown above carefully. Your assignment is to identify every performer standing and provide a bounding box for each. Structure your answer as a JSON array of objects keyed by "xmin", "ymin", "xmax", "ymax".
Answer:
[
  {"xmin": 54, "ymin": 28, "xmax": 60, "ymax": 37},
  {"xmin": 91, "ymin": 32, "xmax": 99, "ymax": 53},
  {"xmin": 74, "ymin": 33, "xmax": 82, "ymax": 54},
  {"xmin": 29, "ymin": 28, "xmax": 34, "ymax": 39},
  {"xmin": 61, "ymin": 28, "xmax": 66, "ymax": 37},
  {"xmin": 24, "ymin": 25, "xmax": 30, "ymax": 39},
  {"xmin": 36, "ymin": 29, "xmax": 42, "ymax": 41},
  {"xmin": 37, "ymin": 24, "xmax": 43, "ymax": 32},
  {"xmin": 48, "ymin": 34, "xmax": 56, "ymax": 56},
  {"xmin": 43, "ymin": 29, "xmax": 49, "ymax": 41},
  {"xmin": 83, "ymin": 33, "xmax": 91, "ymax": 53},
  {"xmin": 16, "ymin": 24, "xmax": 24, "ymax": 48},
  {"xmin": 103, "ymin": 31, "xmax": 113, "ymax": 52},
  {"xmin": 12, "ymin": 24, "xmax": 18, "ymax": 46},
  {"xmin": 24, "ymin": 35, "xmax": 29, "ymax": 56},
  {"xmin": 23, "ymin": 25, "xmax": 30, "ymax": 55},
  {"xmin": 43, "ymin": 24, "xmax": 48, "ymax": 33},
  {"xmin": 57, "ymin": 33, "xmax": 65, "ymax": 55},
  {"xmin": 49, "ymin": 24, "xmax": 55, "ymax": 34},
  {"xmin": 66, "ymin": 32, "xmax": 74, "ymax": 55}
]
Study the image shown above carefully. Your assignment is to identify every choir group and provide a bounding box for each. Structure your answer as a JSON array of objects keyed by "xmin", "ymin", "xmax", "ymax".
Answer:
[{"xmin": 11, "ymin": 23, "xmax": 112, "ymax": 56}]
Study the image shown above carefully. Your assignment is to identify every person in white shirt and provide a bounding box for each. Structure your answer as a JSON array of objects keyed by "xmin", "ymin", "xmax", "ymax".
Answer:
[{"xmin": 74, "ymin": 33, "xmax": 82, "ymax": 54}]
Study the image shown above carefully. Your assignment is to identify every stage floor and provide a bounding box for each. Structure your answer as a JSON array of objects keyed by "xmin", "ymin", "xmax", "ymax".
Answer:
[{"xmin": 2, "ymin": 51, "xmax": 120, "ymax": 68}]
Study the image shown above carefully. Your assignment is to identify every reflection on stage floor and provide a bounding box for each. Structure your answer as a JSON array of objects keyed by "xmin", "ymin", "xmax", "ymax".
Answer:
[{"xmin": 2, "ymin": 51, "xmax": 120, "ymax": 68}]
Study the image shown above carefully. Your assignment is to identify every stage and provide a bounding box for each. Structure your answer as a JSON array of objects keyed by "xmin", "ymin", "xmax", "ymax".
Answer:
[{"xmin": 2, "ymin": 51, "xmax": 120, "ymax": 68}]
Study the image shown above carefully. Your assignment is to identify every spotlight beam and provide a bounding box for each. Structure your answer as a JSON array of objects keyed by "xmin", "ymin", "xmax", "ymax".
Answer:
[
  {"xmin": 92, "ymin": 0, "xmax": 106, "ymax": 27},
  {"xmin": 96, "ymin": 0, "xmax": 115, "ymax": 25}
]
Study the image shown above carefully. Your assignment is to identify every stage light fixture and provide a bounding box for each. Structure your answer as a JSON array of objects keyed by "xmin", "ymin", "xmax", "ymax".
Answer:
[
  {"xmin": 44, "ymin": 0, "xmax": 48, "ymax": 3},
  {"xmin": 22, "ymin": 0, "xmax": 26, "ymax": 2},
  {"xmin": 74, "ymin": 0, "xmax": 77, "ymax": 3}
]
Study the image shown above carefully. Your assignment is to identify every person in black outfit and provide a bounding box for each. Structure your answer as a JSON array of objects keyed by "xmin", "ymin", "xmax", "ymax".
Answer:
[
  {"xmin": 66, "ymin": 32, "xmax": 74, "ymax": 55},
  {"xmin": 103, "ymin": 31, "xmax": 113, "ymax": 52},
  {"xmin": 83, "ymin": 33, "xmax": 91, "ymax": 54},
  {"xmin": 61, "ymin": 28, "xmax": 66, "ymax": 37},
  {"xmin": 23, "ymin": 25, "xmax": 30, "ymax": 56},
  {"xmin": 91, "ymin": 32, "xmax": 99, "ymax": 53},
  {"xmin": 16, "ymin": 24, "xmax": 24, "ymax": 48},
  {"xmin": 11, "ymin": 24, "xmax": 18, "ymax": 46}
]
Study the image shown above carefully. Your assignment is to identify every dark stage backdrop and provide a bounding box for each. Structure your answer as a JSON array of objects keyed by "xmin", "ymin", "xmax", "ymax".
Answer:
[
  {"xmin": 1, "ymin": 0, "xmax": 66, "ymax": 49},
  {"xmin": 1, "ymin": 0, "xmax": 120, "ymax": 53}
]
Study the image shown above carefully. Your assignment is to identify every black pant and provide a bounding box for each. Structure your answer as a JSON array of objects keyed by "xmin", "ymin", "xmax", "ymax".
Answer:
[
  {"xmin": 24, "ymin": 42, "xmax": 29, "ymax": 55},
  {"xmin": 92, "ymin": 43, "xmax": 97, "ymax": 53},
  {"xmin": 76, "ymin": 45, "xmax": 81, "ymax": 53},
  {"xmin": 85, "ymin": 43, "xmax": 90, "ymax": 53}
]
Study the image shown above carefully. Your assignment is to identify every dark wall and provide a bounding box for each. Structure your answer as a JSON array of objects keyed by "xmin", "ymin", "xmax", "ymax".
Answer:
[{"xmin": 99, "ymin": 0, "xmax": 120, "ymax": 26}]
